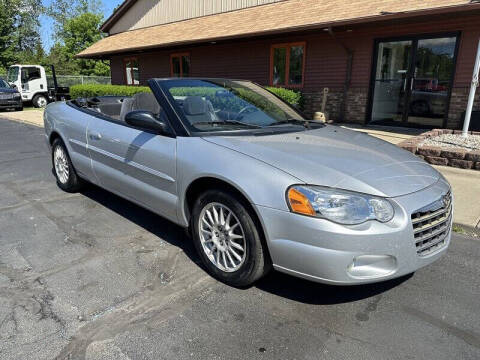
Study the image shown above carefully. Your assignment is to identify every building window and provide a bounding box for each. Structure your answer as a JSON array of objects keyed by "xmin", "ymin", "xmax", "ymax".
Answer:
[
  {"xmin": 124, "ymin": 58, "xmax": 140, "ymax": 85},
  {"xmin": 171, "ymin": 53, "xmax": 190, "ymax": 77},
  {"xmin": 270, "ymin": 42, "xmax": 305, "ymax": 87}
]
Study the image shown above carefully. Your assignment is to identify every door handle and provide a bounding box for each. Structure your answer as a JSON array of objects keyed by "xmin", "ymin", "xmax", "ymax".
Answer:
[{"xmin": 89, "ymin": 132, "xmax": 102, "ymax": 141}]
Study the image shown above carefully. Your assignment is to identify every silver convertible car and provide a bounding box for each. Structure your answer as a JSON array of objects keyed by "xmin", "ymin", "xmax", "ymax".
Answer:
[{"xmin": 44, "ymin": 78, "xmax": 453, "ymax": 287}]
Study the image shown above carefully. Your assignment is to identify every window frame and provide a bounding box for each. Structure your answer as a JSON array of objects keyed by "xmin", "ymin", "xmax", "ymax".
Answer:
[
  {"xmin": 170, "ymin": 52, "xmax": 191, "ymax": 78},
  {"xmin": 269, "ymin": 42, "xmax": 306, "ymax": 88},
  {"xmin": 124, "ymin": 57, "xmax": 140, "ymax": 86}
]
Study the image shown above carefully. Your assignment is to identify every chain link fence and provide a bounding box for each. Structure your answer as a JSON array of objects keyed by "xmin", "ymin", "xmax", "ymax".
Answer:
[{"xmin": 0, "ymin": 74, "xmax": 111, "ymax": 87}]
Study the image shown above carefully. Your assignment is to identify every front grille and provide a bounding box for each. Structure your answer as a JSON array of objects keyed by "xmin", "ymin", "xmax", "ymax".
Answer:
[
  {"xmin": 411, "ymin": 192, "xmax": 452, "ymax": 257},
  {"xmin": 0, "ymin": 94, "xmax": 14, "ymax": 100}
]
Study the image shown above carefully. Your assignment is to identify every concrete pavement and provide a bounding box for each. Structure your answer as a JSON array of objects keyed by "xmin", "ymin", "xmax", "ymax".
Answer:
[
  {"xmin": 0, "ymin": 108, "xmax": 44, "ymax": 127},
  {"xmin": 1, "ymin": 119, "xmax": 479, "ymax": 360}
]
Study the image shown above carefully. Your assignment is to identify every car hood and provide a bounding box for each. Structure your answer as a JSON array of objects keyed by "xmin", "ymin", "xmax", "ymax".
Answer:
[{"xmin": 203, "ymin": 126, "xmax": 440, "ymax": 198}]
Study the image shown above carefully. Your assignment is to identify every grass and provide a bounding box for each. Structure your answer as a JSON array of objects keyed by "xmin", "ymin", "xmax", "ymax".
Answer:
[{"xmin": 452, "ymin": 224, "xmax": 466, "ymax": 234}]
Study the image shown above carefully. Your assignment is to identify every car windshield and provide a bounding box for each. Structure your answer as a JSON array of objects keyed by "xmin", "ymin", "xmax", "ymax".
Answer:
[
  {"xmin": 0, "ymin": 79, "xmax": 11, "ymax": 88},
  {"xmin": 160, "ymin": 79, "xmax": 307, "ymax": 132},
  {"xmin": 7, "ymin": 66, "xmax": 19, "ymax": 83}
]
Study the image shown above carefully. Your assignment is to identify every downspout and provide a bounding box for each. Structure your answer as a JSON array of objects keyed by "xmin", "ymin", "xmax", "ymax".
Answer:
[{"xmin": 327, "ymin": 26, "xmax": 354, "ymax": 122}]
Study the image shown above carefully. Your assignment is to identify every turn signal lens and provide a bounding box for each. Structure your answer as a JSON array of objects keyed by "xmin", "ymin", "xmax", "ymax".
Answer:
[{"xmin": 288, "ymin": 188, "xmax": 316, "ymax": 216}]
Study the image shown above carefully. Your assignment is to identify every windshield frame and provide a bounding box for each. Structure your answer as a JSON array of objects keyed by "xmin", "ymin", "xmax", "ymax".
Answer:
[{"xmin": 155, "ymin": 78, "xmax": 309, "ymax": 137}]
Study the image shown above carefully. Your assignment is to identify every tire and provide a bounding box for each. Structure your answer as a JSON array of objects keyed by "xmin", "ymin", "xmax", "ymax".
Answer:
[
  {"xmin": 191, "ymin": 189, "xmax": 270, "ymax": 287},
  {"xmin": 15, "ymin": 106, "xmax": 23, "ymax": 111},
  {"xmin": 32, "ymin": 94, "xmax": 48, "ymax": 108},
  {"xmin": 51, "ymin": 138, "xmax": 84, "ymax": 192}
]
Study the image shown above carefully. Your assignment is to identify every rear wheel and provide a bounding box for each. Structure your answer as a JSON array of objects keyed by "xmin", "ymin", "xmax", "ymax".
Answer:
[
  {"xmin": 52, "ymin": 138, "xmax": 84, "ymax": 192},
  {"xmin": 32, "ymin": 94, "xmax": 48, "ymax": 108},
  {"xmin": 191, "ymin": 189, "xmax": 270, "ymax": 287}
]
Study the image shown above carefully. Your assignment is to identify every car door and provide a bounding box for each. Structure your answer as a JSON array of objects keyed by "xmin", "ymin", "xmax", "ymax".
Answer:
[{"xmin": 86, "ymin": 116, "xmax": 178, "ymax": 223}]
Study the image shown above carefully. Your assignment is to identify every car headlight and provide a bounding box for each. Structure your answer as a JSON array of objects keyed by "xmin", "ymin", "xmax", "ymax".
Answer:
[{"xmin": 287, "ymin": 185, "xmax": 394, "ymax": 225}]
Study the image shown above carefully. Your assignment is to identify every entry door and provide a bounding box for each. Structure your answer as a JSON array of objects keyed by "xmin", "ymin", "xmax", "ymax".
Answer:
[
  {"xmin": 371, "ymin": 40, "xmax": 413, "ymax": 124},
  {"xmin": 87, "ymin": 119, "xmax": 178, "ymax": 223},
  {"xmin": 370, "ymin": 35, "xmax": 458, "ymax": 127}
]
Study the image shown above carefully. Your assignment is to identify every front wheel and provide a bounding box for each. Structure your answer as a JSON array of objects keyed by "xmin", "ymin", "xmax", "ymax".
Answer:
[
  {"xmin": 52, "ymin": 138, "xmax": 84, "ymax": 192},
  {"xmin": 32, "ymin": 94, "xmax": 48, "ymax": 108},
  {"xmin": 191, "ymin": 190, "xmax": 270, "ymax": 287}
]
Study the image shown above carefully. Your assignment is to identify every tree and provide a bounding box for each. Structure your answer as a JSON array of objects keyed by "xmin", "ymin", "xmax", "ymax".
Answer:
[
  {"xmin": 46, "ymin": 0, "xmax": 102, "ymax": 39},
  {"xmin": 0, "ymin": 0, "xmax": 18, "ymax": 71},
  {"xmin": 0, "ymin": 0, "xmax": 43, "ymax": 72}
]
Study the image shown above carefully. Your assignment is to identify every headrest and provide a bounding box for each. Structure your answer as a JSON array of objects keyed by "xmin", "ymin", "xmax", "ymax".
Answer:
[
  {"xmin": 183, "ymin": 96, "xmax": 208, "ymax": 116},
  {"xmin": 133, "ymin": 92, "xmax": 161, "ymax": 114}
]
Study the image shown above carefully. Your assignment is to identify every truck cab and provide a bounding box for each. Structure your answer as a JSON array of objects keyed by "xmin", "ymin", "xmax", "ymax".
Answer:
[{"xmin": 7, "ymin": 65, "xmax": 70, "ymax": 108}]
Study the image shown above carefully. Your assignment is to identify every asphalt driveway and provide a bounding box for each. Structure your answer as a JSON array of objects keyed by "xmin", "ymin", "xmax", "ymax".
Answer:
[{"xmin": 0, "ymin": 118, "xmax": 479, "ymax": 360}]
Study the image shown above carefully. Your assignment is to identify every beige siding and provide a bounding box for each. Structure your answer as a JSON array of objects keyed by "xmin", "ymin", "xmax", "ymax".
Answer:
[{"xmin": 109, "ymin": 0, "xmax": 285, "ymax": 34}]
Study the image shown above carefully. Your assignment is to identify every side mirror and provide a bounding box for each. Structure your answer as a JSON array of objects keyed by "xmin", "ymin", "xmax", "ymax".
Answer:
[
  {"xmin": 125, "ymin": 110, "xmax": 169, "ymax": 134},
  {"xmin": 10, "ymin": 84, "xmax": 17, "ymax": 90}
]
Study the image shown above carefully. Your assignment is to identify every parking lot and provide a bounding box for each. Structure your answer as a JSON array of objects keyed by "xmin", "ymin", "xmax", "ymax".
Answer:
[{"xmin": 1, "ymin": 118, "xmax": 479, "ymax": 360}]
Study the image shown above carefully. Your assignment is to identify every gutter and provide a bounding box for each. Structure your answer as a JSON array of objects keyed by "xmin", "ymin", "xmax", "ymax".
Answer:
[{"xmin": 78, "ymin": 3, "xmax": 480, "ymax": 59}]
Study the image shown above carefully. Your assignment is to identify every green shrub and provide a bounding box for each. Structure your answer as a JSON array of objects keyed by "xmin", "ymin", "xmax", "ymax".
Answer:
[
  {"xmin": 70, "ymin": 84, "xmax": 303, "ymax": 109},
  {"xmin": 70, "ymin": 84, "xmax": 151, "ymax": 98},
  {"xmin": 266, "ymin": 87, "xmax": 303, "ymax": 109}
]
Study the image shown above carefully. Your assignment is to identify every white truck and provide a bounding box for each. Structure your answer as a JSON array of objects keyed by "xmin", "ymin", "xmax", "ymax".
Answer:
[{"xmin": 6, "ymin": 64, "xmax": 70, "ymax": 108}]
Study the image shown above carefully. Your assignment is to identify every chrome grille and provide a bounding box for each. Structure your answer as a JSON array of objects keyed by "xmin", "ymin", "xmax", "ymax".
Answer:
[
  {"xmin": 0, "ymin": 94, "xmax": 14, "ymax": 100},
  {"xmin": 411, "ymin": 192, "xmax": 452, "ymax": 257}
]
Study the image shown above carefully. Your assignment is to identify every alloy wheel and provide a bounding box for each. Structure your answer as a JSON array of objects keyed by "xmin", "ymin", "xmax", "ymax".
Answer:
[
  {"xmin": 54, "ymin": 146, "xmax": 69, "ymax": 184},
  {"xmin": 198, "ymin": 202, "xmax": 247, "ymax": 272}
]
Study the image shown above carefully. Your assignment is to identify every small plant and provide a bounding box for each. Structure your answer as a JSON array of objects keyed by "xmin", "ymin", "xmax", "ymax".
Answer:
[{"xmin": 452, "ymin": 224, "xmax": 466, "ymax": 234}]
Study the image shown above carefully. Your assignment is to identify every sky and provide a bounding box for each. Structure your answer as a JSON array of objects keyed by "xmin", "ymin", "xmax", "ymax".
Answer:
[{"xmin": 39, "ymin": 0, "xmax": 124, "ymax": 52}]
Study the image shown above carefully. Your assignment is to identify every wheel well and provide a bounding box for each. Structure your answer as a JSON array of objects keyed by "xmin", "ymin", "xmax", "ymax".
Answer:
[
  {"xmin": 49, "ymin": 131, "xmax": 61, "ymax": 145},
  {"xmin": 184, "ymin": 177, "xmax": 272, "ymax": 263}
]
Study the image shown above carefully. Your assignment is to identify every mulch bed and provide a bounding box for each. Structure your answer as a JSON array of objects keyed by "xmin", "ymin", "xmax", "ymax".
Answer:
[{"xmin": 398, "ymin": 129, "xmax": 480, "ymax": 170}]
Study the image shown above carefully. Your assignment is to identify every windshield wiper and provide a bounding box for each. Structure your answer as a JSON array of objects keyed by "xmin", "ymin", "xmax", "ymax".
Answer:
[
  {"xmin": 193, "ymin": 120, "xmax": 262, "ymax": 129},
  {"xmin": 267, "ymin": 119, "xmax": 310, "ymax": 128}
]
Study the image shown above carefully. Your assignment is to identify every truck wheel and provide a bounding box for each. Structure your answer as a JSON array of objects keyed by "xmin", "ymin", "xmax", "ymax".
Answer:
[
  {"xmin": 33, "ymin": 94, "xmax": 48, "ymax": 108},
  {"xmin": 15, "ymin": 106, "xmax": 23, "ymax": 111}
]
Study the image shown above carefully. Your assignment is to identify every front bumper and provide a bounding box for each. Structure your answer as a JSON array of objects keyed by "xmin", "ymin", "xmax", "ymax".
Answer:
[
  {"xmin": 0, "ymin": 98, "xmax": 22, "ymax": 109},
  {"xmin": 256, "ymin": 178, "xmax": 452, "ymax": 285}
]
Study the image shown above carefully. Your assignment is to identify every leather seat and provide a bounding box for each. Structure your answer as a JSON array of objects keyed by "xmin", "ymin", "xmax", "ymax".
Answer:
[
  {"xmin": 120, "ymin": 92, "xmax": 161, "ymax": 122},
  {"xmin": 183, "ymin": 96, "xmax": 217, "ymax": 123}
]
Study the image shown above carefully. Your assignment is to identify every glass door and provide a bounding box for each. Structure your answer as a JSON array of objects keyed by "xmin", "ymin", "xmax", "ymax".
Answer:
[
  {"xmin": 370, "ymin": 35, "xmax": 458, "ymax": 127},
  {"xmin": 371, "ymin": 40, "xmax": 413, "ymax": 124},
  {"xmin": 407, "ymin": 37, "xmax": 457, "ymax": 127}
]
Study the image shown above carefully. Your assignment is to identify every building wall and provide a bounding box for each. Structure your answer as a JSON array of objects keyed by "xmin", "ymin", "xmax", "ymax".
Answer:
[
  {"xmin": 110, "ymin": 13, "xmax": 480, "ymax": 129},
  {"xmin": 109, "ymin": 0, "xmax": 284, "ymax": 34}
]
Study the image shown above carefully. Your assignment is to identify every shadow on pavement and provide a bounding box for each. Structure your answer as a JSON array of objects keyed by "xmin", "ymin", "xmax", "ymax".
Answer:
[
  {"xmin": 255, "ymin": 270, "xmax": 413, "ymax": 305},
  {"xmin": 80, "ymin": 183, "xmax": 200, "ymax": 264}
]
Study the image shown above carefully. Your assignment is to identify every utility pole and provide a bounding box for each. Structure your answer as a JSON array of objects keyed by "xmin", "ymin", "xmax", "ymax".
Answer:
[{"xmin": 462, "ymin": 38, "xmax": 480, "ymax": 137}]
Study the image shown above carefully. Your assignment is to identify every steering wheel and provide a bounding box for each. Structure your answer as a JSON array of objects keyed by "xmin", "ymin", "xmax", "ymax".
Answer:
[{"xmin": 235, "ymin": 105, "xmax": 258, "ymax": 120}]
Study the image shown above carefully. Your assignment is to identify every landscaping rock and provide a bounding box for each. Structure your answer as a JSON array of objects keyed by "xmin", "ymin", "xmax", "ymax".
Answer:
[
  {"xmin": 465, "ymin": 151, "xmax": 480, "ymax": 162},
  {"xmin": 424, "ymin": 156, "xmax": 448, "ymax": 166},
  {"xmin": 401, "ymin": 145, "xmax": 417, "ymax": 153},
  {"xmin": 448, "ymin": 159, "xmax": 473, "ymax": 169},
  {"xmin": 441, "ymin": 149, "xmax": 466, "ymax": 160},
  {"xmin": 418, "ymin": 146, "xmax": 442, "ymax": 157}
]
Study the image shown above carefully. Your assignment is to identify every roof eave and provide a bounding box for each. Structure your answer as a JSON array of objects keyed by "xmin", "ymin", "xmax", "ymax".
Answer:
[
  {"xmin": 80, "ymin": 3, "xmax": 479, "ymax": 59},
  {"xmin": 100, "ymin": 0, "xmax": 137, "ymax": 33}
]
